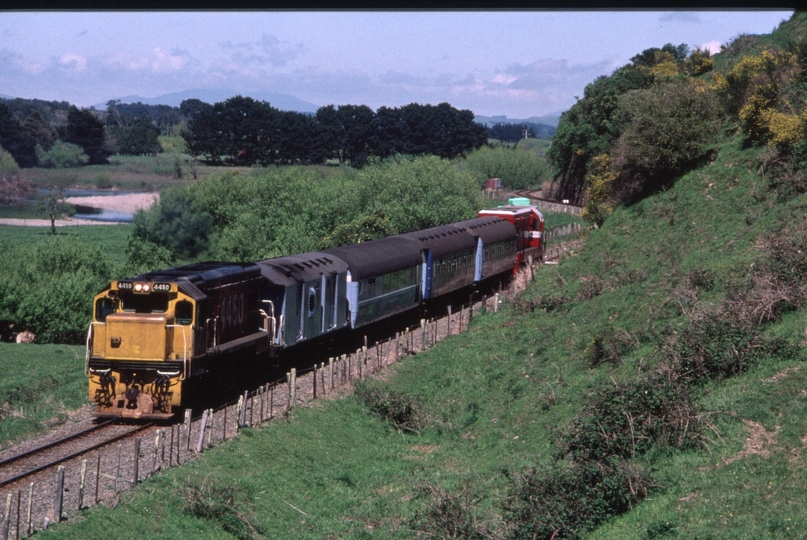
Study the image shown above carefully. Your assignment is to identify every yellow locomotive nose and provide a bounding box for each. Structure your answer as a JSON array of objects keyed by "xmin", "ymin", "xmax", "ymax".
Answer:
[{"xmin": 104, "ymin": 313, "xmax": 172, "ymax": 360}]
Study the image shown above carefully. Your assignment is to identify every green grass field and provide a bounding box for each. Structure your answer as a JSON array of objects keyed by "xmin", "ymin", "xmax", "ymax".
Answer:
[
  {"xmin": 31, "ymin": 133, "xmax": 807, "ymax": 539},
  {"xmin": 0, "ymin": 343, "xmax": 87, "ymax": 449}
]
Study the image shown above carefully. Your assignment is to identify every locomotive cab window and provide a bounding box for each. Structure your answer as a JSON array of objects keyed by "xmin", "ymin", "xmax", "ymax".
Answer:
[
  {"xmin": 95, "ymin": 298, "xmax": 114, "ymax": 321},
  {"xmin": 120, "ymin": 293, "xmax": 169, "ymax": 313},
  {"xmin": 175, "ymin": 300, "xmax": 193, "ymax": 325}
]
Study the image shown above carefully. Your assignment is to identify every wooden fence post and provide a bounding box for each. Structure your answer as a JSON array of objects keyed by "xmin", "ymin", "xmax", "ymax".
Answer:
[
  {"xmin": 240, "ymin": 391, "xmax": 248, "ymax": 426},
  {"xmin": 313, "ymin": 363, "xmax": 318, "ymax": 399},
  {"xmin": 196, "ymin": 410, "xmax": 209, "ymax": 454},
  {"xmin": 133, "ymin": 439, "xmax": 141, "ymax": 485},
  {"xmin": 448, "ymin": 305, "xmax": 452, "ymax": 335},
  {"xmin": 94, "ymin": 456, "xmax": 100, "ymax": 506},
  {"xmin": 329, "ymin": 357, "xmax": 334, "ymax": 391},
  {"xmin": 78, "ymin": 459, "xmax": 87, "ymax": 510},
  {"xmin": 289, "ymin": 368, "xmax": 296, "ymax": 410},
  {"xmin": 494, "ymin": 293, "xmax": 499, "ymax": 313},
  {"xmin": 184, "ymin": 409, "xmax": 193, "ymax": 451},
  {"xmin": 26, "ymin": 483, "xmax": 33, "ymax": 537},
  {"xmin": 207, "ymin": 409, "xmax": 214, "ymax": 445},
  {"xmin": 15, "ymin": 490, "xmax": 20, "ymax": 540},
  {"xmin": 1, "ymin": 493, "xmax": 10, "ymax": 540}
]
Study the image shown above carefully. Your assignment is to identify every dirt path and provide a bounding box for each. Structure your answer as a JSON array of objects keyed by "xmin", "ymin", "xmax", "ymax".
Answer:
[{"xmin": 0, "ymin": 193, "xmax": 159, "ymax": 227}]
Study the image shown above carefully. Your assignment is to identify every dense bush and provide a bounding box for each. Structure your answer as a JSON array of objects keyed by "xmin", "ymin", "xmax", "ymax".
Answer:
[
  {"xmin": 354, "ymin": 380, "xmax": 428, "ymax": 434},
  {"xmin": 613, "ymin": 80, "xmax": 720, "ymax": 200},
  {"xmin": 504, "ymin": 460, "xmax": 651, "ymax": 540},
  {"xmin": 133, "ymin": 156, "xmax": 482, "ymax": 262},
  {"xmin": 560, "ymin": 376, "xmax": 703, "ymax": 462},
  {"xmin": 0, "ymin": 236, "xmax": 112, "ymax": 344},
  {"xmin": 132, "ymin": 187, "xmax": 215, "ymax": 259},
  {"xmin": 458, "ymin": 146, "xmax": 553, "ymax": 190},
  {"xmin": 0, "ymin": 145, "xmax": 20, "ymax": 177},
  {"xmin": 35, "ymin": 140, "xmax": 89, "ymax": 168}
]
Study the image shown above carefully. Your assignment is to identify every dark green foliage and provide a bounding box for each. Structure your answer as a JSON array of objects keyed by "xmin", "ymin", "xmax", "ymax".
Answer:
[
  {"xmin": 613, "ymin": 80, "xmax": 720, "ymax": 200},
  {"xmin": 354, "ymin": 380, "xmax": 427, "ymax": 434},
  {"xmin": 111, "ymin": 117, "xmax": 161, "ymax": 156},
  {"xmin": 132, "ymin": 186, "xmax": 214, "ymax": 259},
  {"xmin": 548, "ymin": 66, "xmax": 650, "ymax": 202},
  {"xmin": 487, "ymin": 122, "xmax": 538, "ymax": 142},
  {"xmin": 512, "ymin": 294, "xmax": 568, "ymax": 314},
  {"xmin": 122, "ymin": 236, "xmax": 175, "ymax": 276},
  {"xmin": 644, "ymin": 520, "xmax": 679, "ymax": 539},
  {"xmin": 671, "ymin": 315, "xmax": 789, "ymax": 382},
  {"xmin": 0, "ymin": 236, "xmax": 112, "ymax": 344},
  {"xmin": 4, "ymin": 375, "xmax": 59, "ymax": 406},
  {"xmin": 584, "ymin": 327, "xmax": 636, "ymax": 367},
  {"xmin": 458, "ymin": 145, "xmax": 553, "ymax": 190},
  {"xmin": 560, "ymin": 376, "xmax": 703, "ymax": 462},
  {"xmin": 35, "ymin": 141, "xmax": 88, "ymax": 168},
  {"xmin": 64, "ymin": 106, "xmax": 111, "ymax": 164},
  {"xmin": 504, "ymin": 460, "xmax": 651, "ymax": 540},
  {"xmin": 0, "ymin": 102, "xmax": 37, "ymax": 168}
]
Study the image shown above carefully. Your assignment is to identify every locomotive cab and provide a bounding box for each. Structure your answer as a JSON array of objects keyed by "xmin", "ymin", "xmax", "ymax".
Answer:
[
  {"xmin": 87, "ymin": 262, "xmax": 267, "ymax": 419},
  {"xmin": 88, "ymin": 280, "xmax": 195, "ymax": 419}
]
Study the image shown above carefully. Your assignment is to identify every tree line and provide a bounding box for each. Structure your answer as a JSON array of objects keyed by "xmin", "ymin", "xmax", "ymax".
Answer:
[{"xmin": 0, "ymin": 94, "xmax": 551, "ymax": 170}]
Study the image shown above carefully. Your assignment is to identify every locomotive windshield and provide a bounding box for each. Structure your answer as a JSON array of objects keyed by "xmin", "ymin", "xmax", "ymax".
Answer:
[{"xmin": 120, "ymin": 292, "xmax": 169, "ymax": 313}]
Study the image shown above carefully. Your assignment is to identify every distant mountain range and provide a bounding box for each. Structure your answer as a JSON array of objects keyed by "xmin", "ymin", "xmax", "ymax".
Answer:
[
  {"xmin": 94, "ymin": 88, "xmax": 321, "ymax": 113},
  {"xmin": 473, "ymin": 113, "xmax": 563, "ymax": 128}
]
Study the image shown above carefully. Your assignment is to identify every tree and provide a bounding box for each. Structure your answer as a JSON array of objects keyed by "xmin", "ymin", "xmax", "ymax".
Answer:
[
  {"xmin": 186, "ymin": 96, "xmax": 280, "ymax": 165},
  {"xmin": 132, "ymin": 186, "xmax": 214, "ymax": 259},
  {"xmin": 33, "ymin": 172, "xmax": 76, "ymax": 235},
  {"xmin": 65, "ymin": 106, "xmax": 111, "ymax": 164},
  {"xmin": 112, "ymin": 118, "xmax": 161, "ymax": 155},
  {"xmin": 35, "ymin": 141, "xmax": 89, "ymax": 168},
  {"xmin": 0, "ymin": 102, "xmax": 37, "ymax": 168},
  {"xmin": 613, "ymin": 79, "xmax": 720, "ymax": 199},
  {"xmin": 487, "ymin": 123, "xmax": 537, "ymax": 143}
]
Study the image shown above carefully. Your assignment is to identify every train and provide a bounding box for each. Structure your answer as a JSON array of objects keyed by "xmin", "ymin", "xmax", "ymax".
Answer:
[{"xmin": 85, "ymin": 202, "xmax": 545, "ymax": 419}]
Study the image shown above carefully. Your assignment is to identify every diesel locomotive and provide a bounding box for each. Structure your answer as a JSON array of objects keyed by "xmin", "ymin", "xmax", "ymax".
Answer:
[{"xmin": 86, "ymin": 203, "xmax": 544, "ymax": 419}]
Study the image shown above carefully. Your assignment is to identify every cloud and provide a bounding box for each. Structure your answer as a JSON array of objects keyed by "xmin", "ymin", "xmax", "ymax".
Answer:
[
  {"xmin": 220, "ymin": 34, "xmax": 304, "ymax": 68},
  {"xmin": 59, "ymin": 53, "xmax": 88, "ymax": 72},
  {"xmin": 700, "ymin": 40, "xmax": 722, "ymax": 55},
  {"xmin": 659, "ymin": 12, "xmax": 701, "ymax": 24}
]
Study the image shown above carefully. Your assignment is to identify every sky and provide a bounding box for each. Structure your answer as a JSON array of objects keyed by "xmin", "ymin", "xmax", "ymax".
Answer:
[{"xmin": 0, "ymin": 10, "xmax": 795, "ymax": 120}]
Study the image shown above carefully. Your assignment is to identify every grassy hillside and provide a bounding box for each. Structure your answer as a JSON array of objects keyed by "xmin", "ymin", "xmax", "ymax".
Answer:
[{"xmin": 37, "ymin": 129, "xmax": 807, "ymax": 539}]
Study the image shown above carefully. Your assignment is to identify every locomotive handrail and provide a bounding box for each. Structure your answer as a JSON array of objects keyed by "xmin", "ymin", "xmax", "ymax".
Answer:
[
  {"xmin": 165, "ymin": 324, "xmax": 188, "ymax": 380},
  {"xmin": 85, "ymin": 322, "xmax": 105, "ymax": 377}
]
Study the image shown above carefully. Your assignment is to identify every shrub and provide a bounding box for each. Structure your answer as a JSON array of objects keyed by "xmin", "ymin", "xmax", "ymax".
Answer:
[
  {"xmin": 35, "ymin": 140, "xmax": 89, "ymax": 168},
  {"xmin": 179, "ymin": 476, "xmax": 264, "ymax": 539},
  {"xmin": 503, "ymin": 460, "xmax": 652, "ymax": 540},
  {"xmin": 354, "ymin": 380, "xmax": 428, "ymax": 434},
  {"xmin": 0, "ymin": 236, "xmax": 112, "ymax": 343},
  {"xmin": 132, "ymin": 186, "xmax": 215, "ymax": 259},
  {"xmin": 0, "ymin": 145, "xmax": 20, "ymax": 177},
  {"xmin": 560, "ymin": 375, "xmax": 703, "ymax": 462},
  {"xmin": 458, "ymin": 146, "xmax": 553, "ymax": 190},
  {"xmin": 613, "ymin": 80, "xmax": 720, "ymax": 200},
  {"xmin": 410, "ymin": 483, "xmax": 491, "ymax": 539}
]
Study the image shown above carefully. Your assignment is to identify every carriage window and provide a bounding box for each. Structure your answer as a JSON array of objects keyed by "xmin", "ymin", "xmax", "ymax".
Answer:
[
  {"xmin": 175, "ymin": 301, "xmax": 193, "ymax": 325},
  {"xmin": 307, "ymin": 287, "xmax": 318, "ymax": 316},
  {"xmin": 120, "ymin": 293, "xmax": 169, "ymax": 313},
  {"xmin": 95, "ymin": 298, "xmax": 114, "ymax": 321}
]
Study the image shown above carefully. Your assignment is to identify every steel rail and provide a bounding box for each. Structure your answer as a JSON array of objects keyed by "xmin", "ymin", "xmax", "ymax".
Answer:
[
  {"xmin": 0, "ymin": 419, "xmax": 117, "ymax": 469},
  {"xmin": 0, "ymin": 421, "xmax": 155, "ymax": 488}
]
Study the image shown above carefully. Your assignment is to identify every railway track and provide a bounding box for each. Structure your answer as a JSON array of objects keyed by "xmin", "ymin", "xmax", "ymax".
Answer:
[{"xmin": 0, "ymin": 419, "xmax": 155, "ymax": 489}]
